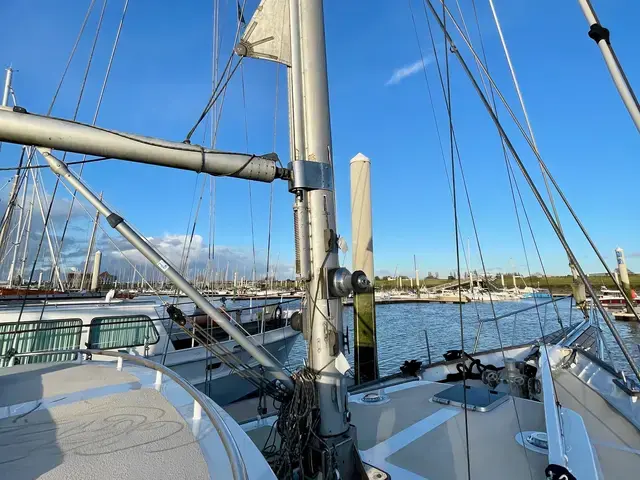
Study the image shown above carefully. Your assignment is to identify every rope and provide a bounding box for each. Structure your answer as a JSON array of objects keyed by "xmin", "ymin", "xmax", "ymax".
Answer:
[{"xmin": 263, "ymin": 368, "xmax": 317, "ymax": 477}]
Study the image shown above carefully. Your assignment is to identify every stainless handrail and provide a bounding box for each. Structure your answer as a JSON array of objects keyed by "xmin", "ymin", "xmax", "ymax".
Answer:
[{"xmin": 9, "ymin": 348, "xmax": 249, "ymax": 480}]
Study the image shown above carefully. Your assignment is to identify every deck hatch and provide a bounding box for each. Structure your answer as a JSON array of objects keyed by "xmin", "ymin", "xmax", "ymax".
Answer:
[{"xmin": 431, "ymin": 384, "xmax": 509, "ymax": 412}]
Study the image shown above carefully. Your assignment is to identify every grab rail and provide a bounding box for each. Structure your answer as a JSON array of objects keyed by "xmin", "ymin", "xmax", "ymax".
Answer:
[{"xmin": 9, "ymin": 348, "xmax": 248, "ymax": 480}]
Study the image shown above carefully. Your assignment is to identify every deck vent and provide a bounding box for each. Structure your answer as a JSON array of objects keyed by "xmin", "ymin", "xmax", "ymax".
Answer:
[
  {"xmin": 527, "ymin": 432, "xmax": 548, "ymax": 450},
  {"xmin": 362, "ymin": 392, "xmax": 386, "ymax": 403},
  {"xmin": 516, "ymin": 431, "xmax": 549, "ymax": 455},
  {"xmin": 353, "ymin": 390, "xmax": 389, "ymax": 405}
]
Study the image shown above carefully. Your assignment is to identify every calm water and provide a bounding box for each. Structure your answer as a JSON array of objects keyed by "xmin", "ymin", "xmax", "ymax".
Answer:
[{"xmin": 226, "ymin": 297, "xmax": 640, "ymax": 377}]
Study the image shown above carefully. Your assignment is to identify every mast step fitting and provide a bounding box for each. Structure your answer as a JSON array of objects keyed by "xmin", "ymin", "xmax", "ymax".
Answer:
[{"xmin": 288, "ymin": 160, "xmax": 333, "ymax": 192}]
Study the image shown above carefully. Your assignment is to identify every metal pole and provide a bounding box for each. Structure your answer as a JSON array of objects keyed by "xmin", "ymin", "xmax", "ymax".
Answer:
[
  {"xmin": 615, "ymin": 247, "xmax": 633, "ymax": 313},
  {"xmin": 2, "ymin": 68, "xmax": 12, "ymax": 107},
  {"xmin": 290, "ymin": 0, "xmax": 312, "ymax": 283},
  {"xmin": 577, "ymin": 0, "xmax": 640, "ymax": 133},
  {"xmin": 40, "ymin": 148, "xmax": 293, "ymax": 390},
  {"xmin": 0, "ymin": 107, "xmax": 284, "ymax": 183},
  {"xmin": 91, "ymin": 250, "xmax": 102, "ymax": 291},
  {"xmin": 299, "ymin": 0, "xmax": 348, "ymax": 438},
  {"xmin": 81, "ymin": 193, "xmax": 102, "ymax": 290},
  {"xmin": 350, "ymin": 152, "xmax": 378, "ymax": 384}
]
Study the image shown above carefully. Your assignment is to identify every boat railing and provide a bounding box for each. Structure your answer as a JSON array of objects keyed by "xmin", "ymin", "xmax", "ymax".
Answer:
[{"xmin": 8, "ymin": 348, "xmax": 249, "ymax": 480}]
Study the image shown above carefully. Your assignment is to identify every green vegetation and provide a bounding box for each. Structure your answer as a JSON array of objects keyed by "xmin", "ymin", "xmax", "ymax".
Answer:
[{"xmin": 373, "ymin": 274, "xmax": 640, "ymax": 294}]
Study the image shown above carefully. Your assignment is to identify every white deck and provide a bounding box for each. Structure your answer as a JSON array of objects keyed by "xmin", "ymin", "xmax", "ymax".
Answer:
[
  {"xmin": 0, "ymin": 360, "xmax": 273, "ymax": 479},
  {"xmin": 350, "ymin": 381, "xmax": 548, "ymax": 479},
  {"xmin": 241, "ymin": 371, "xmax": 640, "ymax": 479}
]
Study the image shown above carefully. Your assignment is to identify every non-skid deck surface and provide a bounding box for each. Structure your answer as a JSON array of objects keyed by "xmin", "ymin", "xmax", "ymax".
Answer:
[
  {"xmin": 349, "ymin": 382, "xmax": 548, "ymax": 480},
  {"xmin": 0, "ymin": 363, "xmax": 209, "ymax": 480},
  {"xmin": 555, "ymin": 370, "xmax": 640, "ymax": 477}
]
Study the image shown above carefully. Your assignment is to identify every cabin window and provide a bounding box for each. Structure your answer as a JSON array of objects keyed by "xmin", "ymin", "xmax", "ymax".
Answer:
[
  {"xmin": 88, "ymin": 315, "xmax": 159, "ymax": 350},
  {"xmin": 0, "ymin": 319, "xmax": 83, "ymax": 366}
]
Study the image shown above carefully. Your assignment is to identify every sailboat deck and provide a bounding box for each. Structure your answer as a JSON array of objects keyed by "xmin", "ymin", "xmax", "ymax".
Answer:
[
  {"xmin": 350, "ymin": 381, "xmax": 548, "ymax": 479},
  {"xmin": 554, "ymin": 370, "xmax": 640, "ymax": 476},
  {"xmin": 0, "ymin": 362, "xmax": 212, "ymax": 479}
]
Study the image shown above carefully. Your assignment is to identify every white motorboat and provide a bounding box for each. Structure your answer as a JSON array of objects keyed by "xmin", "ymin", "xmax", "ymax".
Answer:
[{"xmin": 0, "ymin": 295, "xmax": 301, "ymax": 405}]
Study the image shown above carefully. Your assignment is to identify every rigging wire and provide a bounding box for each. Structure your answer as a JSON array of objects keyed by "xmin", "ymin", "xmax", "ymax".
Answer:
[
  {"xmin": 206, "ymin": 0, "xmax": 222, "ymax": 395},
  {"xmin": 47, "ymin": 0, "xmax": 109, "ymax": 287},
  {"xmin": 184, "ymin": 0, "xmax": 248, "ymax": 142},
  {"xmin": 408, "ymin": 0, "xmax": 485, "ymax": 330},
  {"xmin": 486, "ymin": 0, "xmax": 563, "ymax": 229},
  {"xmin": 240, "ymin": 62, "xmax": 258, "ymax": 285},
  {"xmin": 424, "ymin": 0, "xmax": 640, "ymax": 386},
  {"xmin": 47, "ymin": 0, "xmax": 98, "ymax": 115},
  {"xmin": 55, "ymin": 0, "xmax": 130, "ymax": 278},
  {"xmin": 0, "ymin": 157, "xmax": 112, "ymax": 172},
  {"xmin": 440, "ymin": 3, "xmax": 471, "ymax": 478},
  {"xmin": 432, "ymin": 0, "xmax": 640, "ymax": 325},
  {"xmin": 433, "ymin": 0, "xmax": 564, "ymax": 335},
  {"xmin": 422, "ymin": 5, "xmax": 543, "ymax": 476},
  {"xmin": 9, "ymin": 1, "xmax": 109, "ymax": 340}
]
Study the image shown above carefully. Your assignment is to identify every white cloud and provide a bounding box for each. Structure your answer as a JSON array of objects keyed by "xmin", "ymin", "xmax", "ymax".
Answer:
[
  {"xmin": 104, "ymin": 233, "xmax": 294, "ymax": 280},
  {"xmin": 385, "ymin": 57, "xmax": 432, "ymax": 86}
]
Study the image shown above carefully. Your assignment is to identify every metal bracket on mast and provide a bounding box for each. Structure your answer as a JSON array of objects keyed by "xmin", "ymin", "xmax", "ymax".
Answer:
[
  {"xmin": 287, "ymin": 160, "xmax": 333, "ymax": 192},
  {"xmin": 39, "ymin": 147, "xmax": 294, "ymax": 391}
]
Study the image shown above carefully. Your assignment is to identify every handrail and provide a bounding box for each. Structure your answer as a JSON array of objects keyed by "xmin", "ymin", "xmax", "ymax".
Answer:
[
  {"xmin": 539, "ymin": 347, "xmax": 567, "ymax": 469},
  {"xmin": 9, "ymin": 348, "xmax": 249, "ymax": 480}
]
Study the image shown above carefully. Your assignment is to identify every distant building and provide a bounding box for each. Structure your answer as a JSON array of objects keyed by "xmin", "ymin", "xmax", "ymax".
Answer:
[{"xmin": 66, "ymin": 270, "xmax": 117, "ymax": 289}]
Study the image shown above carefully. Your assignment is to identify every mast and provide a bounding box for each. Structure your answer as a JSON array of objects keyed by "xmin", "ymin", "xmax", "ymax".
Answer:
[
  {"xmin": 577, "ymin": 0, "xmax": 640, "ymax": 132},
  {"xmin": 1, "ymin": 67, "xmax": 12, "ymax": 107},
  {"xmin": 7, "ymin": 168, "xmax": 28, "ymax": 286},
  {"xmin": 18, "ymin": 182, "xmax": 35, "ymax": 281},
  {"xmin": 80, "ymin": 192, "xmax": 102, "ymax": 290},
  {"xmin": 0, "ymin": 69, "xmax": 17, "ymax": 260},
  {"xmin": 30, "ymin": 168, "xmax": 64, "ymax": 290},
  {"xmin": 298, "ymin": 0, "xmax": 351, "ymax": 438},
  {"xmin": 414, "ymin": 254, "xmax": 420, "ymax": 297}
]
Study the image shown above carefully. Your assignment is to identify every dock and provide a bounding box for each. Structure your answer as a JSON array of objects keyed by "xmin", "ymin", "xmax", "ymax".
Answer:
[
  {"xmin": 343, "ymin": 295, "xmax": 467, "ymax": 306},
  {"xmin": 612, "ymin": 311, "xmax": 639, "ymax": 321}
]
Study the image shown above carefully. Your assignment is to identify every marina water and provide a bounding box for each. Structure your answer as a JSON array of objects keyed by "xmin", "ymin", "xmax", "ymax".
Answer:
[{"xmin": 234, "ymin": 297, "xmax": 640, "ymax": 378}]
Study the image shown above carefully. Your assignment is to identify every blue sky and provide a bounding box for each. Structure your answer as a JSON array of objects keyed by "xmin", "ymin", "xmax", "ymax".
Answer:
[{"xmin": 0, "ymin": 0, "xmax": 639, "ymax": 281}]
